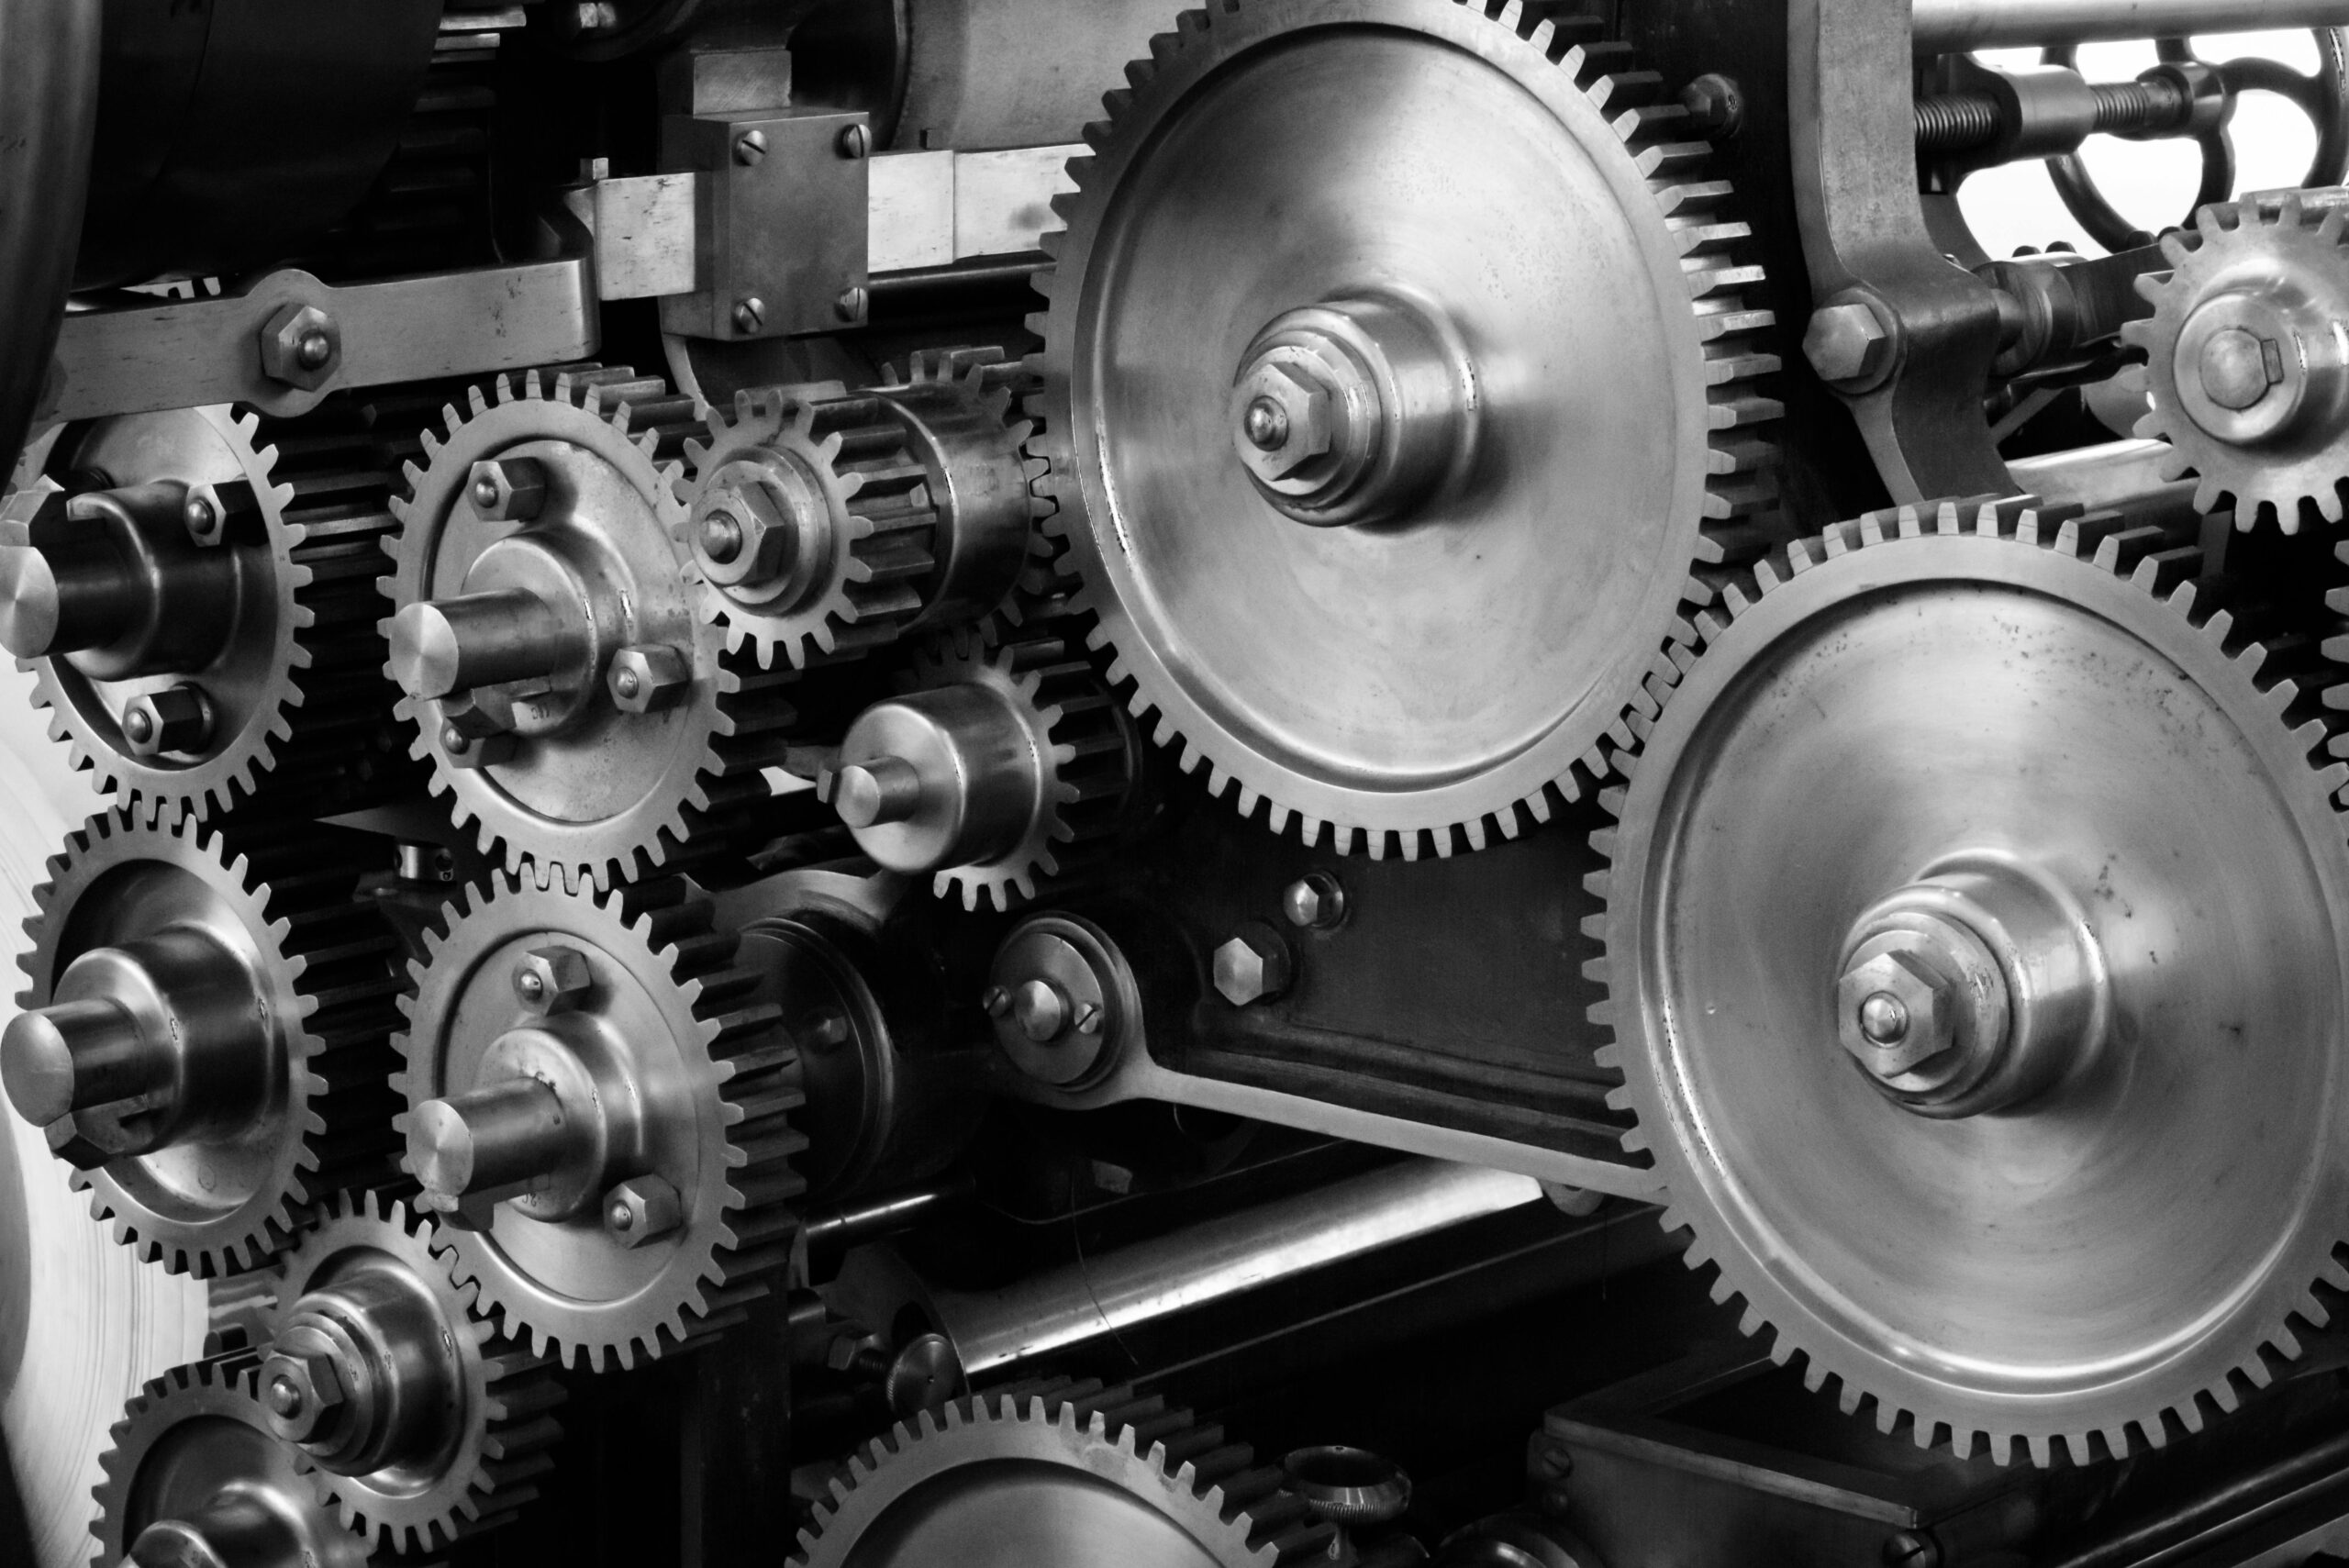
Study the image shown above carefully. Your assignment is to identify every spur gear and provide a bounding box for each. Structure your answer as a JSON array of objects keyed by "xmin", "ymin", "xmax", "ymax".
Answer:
[
  {"xmin": 794, "ymin": 1378, "xmax": 1339, "ymax": 1567},
  {"xmin": 822, "ymin": 624, "xmax": 1137, "ymax": 911},
  {"xmin": 1035, "ymin": 0, "xmax": 1783, "ymax": 859},
  {"xmin": 2125, "ymin": 190, "xmax": 2349, "ymax": 529},
  {"xmin": 3, "ymin": 404, "xmax": 410, "ymax": 819},
  {"xmin": 91, "ymin": 1352, "xmax": 381, "ymax": 1568},
  {"xmin": 384, "ymin": 365, "xmax": 796, "ymax": 889},
  {"xmin": 391, "ymin": 867, "xmax": 804, "ymax": 1369},
  {"xmin": 5, "ymin": 807, "xmax": 405, "ymax": 1277},
  {"xmin": 1590, "ymin": 495, "xmax": 2349, "ymax": 1463},
  {"xmin": 259, "ymin": 1188, "xmax": 562, "ymax": 1553}
]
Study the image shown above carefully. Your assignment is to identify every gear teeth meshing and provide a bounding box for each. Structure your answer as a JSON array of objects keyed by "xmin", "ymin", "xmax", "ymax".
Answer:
[
  {"xmin": 1032, "ymin": 0, "xmax": 1784, "ymax": 861},
  {"xmin": 1588, "ymin": 493, "xmax": 2349, "ymax": 1464},
  {"xmin": 793, "ymin": 1377, "xmax": 1337, "ymax": 1566},
  {"xmin": 22, "ymin": 807, "xmax": 405, "ymax": 1278},
  {"xmin": 393, "ymin": 867, "xmax": 804, "ymax": 1371}
]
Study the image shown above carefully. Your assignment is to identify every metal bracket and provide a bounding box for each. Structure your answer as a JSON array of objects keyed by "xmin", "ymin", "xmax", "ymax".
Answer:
[{"xmin": 658, "ymin": 108, "xmax": 872, "ymax": 341}]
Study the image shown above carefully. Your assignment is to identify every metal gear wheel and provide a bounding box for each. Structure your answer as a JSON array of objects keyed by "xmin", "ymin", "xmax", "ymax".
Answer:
[
  {"xmin": 12, "ymin": 807, "xmax": 405, "ymax": 1277},
  {"xmin": 384, "ymin": 364, "xmax": 796, "ymax": 889},
  {"xmin": 9, "ymin": 404, "xmax": 410, "ymax": 820},
  {"xmin": 794, "ymin": 1378, "xmax": 1339, "ymax": 1567},
  {"xmin": 1590, "ymin": 495, "xmax": 2349, "ymax": 1463},
  {"xmin": 391, "ymin": 866, "xmax": 804, "ymax": 1369},
  {"xmin": 91, "ymin": 1352, "xmax": 382, "ymax": 1568},
  {"xmin": 2124, "ymin": 191, "xmax": 2349, "ymax": 528},
  {"xmin": 261, "ymin": 1188, "xmax": 562, "ymax": 1553},
  {"xmin": 1035, "ymin": 0, "xmax": 1783, "ymax": 859}
]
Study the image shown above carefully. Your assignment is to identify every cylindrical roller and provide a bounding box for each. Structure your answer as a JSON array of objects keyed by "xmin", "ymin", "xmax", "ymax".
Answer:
[
  {"xmin": 387, "ymin": 589, "xmax": 593, "ymax": 701},
  {"xmin": 406, "ymin": 1077, "xmax": 588, "ymax": 1201},
  {"xmin": 0, "ymin": 996, "xmax": 167, "ymax": 1126},
  {"xmin": 1911, "ymin": 0, "xmax": 2349, "ymax": 50},
  {"xmin": 830, "ymin": 684, "xmax": 1041, "ymax": 873}
]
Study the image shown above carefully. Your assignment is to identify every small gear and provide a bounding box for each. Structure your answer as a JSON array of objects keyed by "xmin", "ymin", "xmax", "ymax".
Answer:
[
  {"xmin": 1590, "ymin": 495, "xmax": 2349, "ymax": 1463},
  {"xmin": 2126, "ymin": 191, "xmax": 2349, "ymax": 528},
  {"xmin": 794, "ymin": 1378, "xmax": 1338, "ymax": 1567},
  {"xmin": 261, "ymin": 1188, "xmax": 562, "ymax": 1553},
  {"xmin": 391, "ymin": 866, "xmax": 804, "ymax": 1369},
  {"xmin": 13, "ymin": 807, "xmax": 405, "ymax": 1277},
  {"xmin": 384, "ymin": 364, "xmax": 798, "ymax": 889},
  {"xmin": 10, "ymin": 403, "xmax": 414, "ymax": 820},
  {"xmin": 91, "ymin": 1352, "xmax": 382, "ymax": 1568}
]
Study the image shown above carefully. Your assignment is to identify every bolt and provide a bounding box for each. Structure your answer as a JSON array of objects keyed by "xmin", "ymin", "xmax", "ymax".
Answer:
[
  {"xmin": 259, "ymin": 303, "xmax": 340, "ymax": 390},
  {"xmin": 296, "ymin": 330, "xmax": 334, "ymax": 371},
  {"xmin": 733, "ymin": 297, "xmax": 766, "ymax": 334},
  {"xmin": 1680, "ymin": 72, "xmax": 1746, "ymax": 138},
  {"xmin": 466, "ymin": 458, "xmax": 549, "ymax": 523},
  {"xmin": 1243, "ymin": 396, "xmax": 1290, "ymax": 450},
  {"xmin": 266, "ymin": 1374, "xmax": 303, "ymax": 1418},
  {"xmin": 838, "ymin": 123, "xmax": 871, "ymax": 161},
  {"xmin": 123, "ymin": 706, "xmax": 151, "ymax": 745},
  {"xmin": 700, "ymin": 509, "xmax": 744, "ymax": 563},
  {"xmin": 183, "ymin": 495, "xmax": 217, "ymax": 539},
  {"xmin": 2199, "ymin": 326, "xmax": 2285, "ymax": 411},
  {"xmin": 603, "ymin": 1174, "xmax": 683, "ymax": 1248},
  {"xmin": 1232, "ymin": 358, "xmax": 1336, "ymax": 484},
  {"xmin": 1805, "ymin": 299, "xmax": 1895, "ymax": 384},
  {"xmin": 835, "ymin": 286, "xmax": 870, "ymax": 325},
  {"xmin": 440, "ymin": 720, "xmax": 471, "ymax": 754},
  {"xmin": 512, "ymin": 945, "xmax": 592, "ymax": 1016},
  {"xmin": 607, "ymin": 644, "xmax": 691, "ymax": 714},
  {"xmin": 734, "ymin": 129, "xmax": 768, "ymax": 166},
  {"xmin": 1859, "ymin": 991, "xmax": 1909, "ymax": 1046},
  {"xmin": 1282, "ymin": 873, "xmax": 1346, "ymax": 930},
  {"xmin": 1012, "ymin": 979, "xmax": 1070, "ymax": 1043},
  {"xmin": 1835, "ymin": 947, "xmax": 1958, "ymax": 1078},
  {"xmin": 121, "ymin": 685, "xmax": 212, "ymax": 758},
  {"xmin": 258, "ymin": 1337, "xmax": 346, "ymax": 1446},
  {"xmin": 1213, "ymin": 926, "xmax": 1294, "ymax": 1006}
]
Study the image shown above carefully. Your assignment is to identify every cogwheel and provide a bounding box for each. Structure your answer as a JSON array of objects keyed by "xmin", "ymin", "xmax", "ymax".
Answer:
[
  {"xmin": 13, "ymin": 403, "xmax": 416, "ymax": 820},
  {"xmin": 794, "ymin": 1377, "xmax": 1338, "ymax": 1567},
  {"xmin": 1034, "ymin": 0, "xmax": 1784, "ymax": 859},
  {"xmin": 384, "ymin": 364, "xmax": 798, "ymax": 889},
  {"xmin": 391, "ymin": 866, "xmax": 804, "ymax": 1370},
  {"xmin": 2124, "ymin": 191, "xmax": 2349, "ymax": 529},
  {"xmin": 1589, "ymin": 494, "xmax": 2349, "ymax": 1463},
  {"xmin": 14, "ymin": 806, "xmax": 406, "ymax": 1277},
  {"xmin": 90, "ymin": 1352, "xmax": 382, "ymax": 1568},
  {"xmin": 261, "ymin": 1188, "xmax": 562, "ymax": 1553}
]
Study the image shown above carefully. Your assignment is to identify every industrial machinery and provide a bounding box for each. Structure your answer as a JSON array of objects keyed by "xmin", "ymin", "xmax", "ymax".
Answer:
[{"xmin": 17, "ymin": 0, "xmax": 2349, "ymax": 1563}]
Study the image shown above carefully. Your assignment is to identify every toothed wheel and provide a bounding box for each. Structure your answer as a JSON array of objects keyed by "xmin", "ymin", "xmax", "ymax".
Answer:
[
  {"xmin": 1034, "ymin": 0, "xmax": 1784, "ymax": 859},
  {"xmin": 260, "ymin": 1189, "xmax": 562, "ymax": 1553},
  {"xmin": 1591, "ymin": 495, "xmax": 2349, "ymax": 1463},
  {"xmin": 391, "ymin": 867, "xmax": 803, "ymax": 1369},
  {"xmin": 91, "ymin": 1352, "xmax": 383, "ymax": 1568},
  {"xmin": 384, "ymin": 365, "xmax": 797, "ymax": 890},
  {"xmin": 794, "ymin": 1378, "xmax": 1339, "ymax": 1567},
  {"xmin": 10, "ymin": 808, "xmax": 405, "ymax": 1278},
  {"xmin": 2125, "ymin": 190, "xmax": 2349, "ymax": 530},
  {"xmin": 7, "ymin": 404, "xmax": 412, "ymax": 820}
]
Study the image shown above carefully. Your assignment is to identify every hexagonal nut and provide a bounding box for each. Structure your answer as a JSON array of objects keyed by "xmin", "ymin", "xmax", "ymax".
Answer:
[
  {"xmin": 466, "ymin": 457, "xmax": 550, "ymax": 523},
  {"xmin": 1234, "ymin": 358, "xmax": 1336, "ymax": 483},
  {"xmin": 42, "ymin": 1113, "xmax": 116, "ymax": 1171},
  {"xmin": 1804, "ymin": 300, "xmax": 1894, "ymax": 384},
  {"xmin": 121, "ymin": 685, "xmax": 213, "ymax": 758},
  {"xmin": 260, "ymin": 1339, "xmax": 346, "ymax": 1444},
  {"xmin": 512, "ymin": 945, "xmax": 592, "ymax": 1015},
  {"xmin": 603, "ymin": 1174, "xmax": 683, "ymax": 1248},
  {"xmin": 1835, "ymin": 947, "xmax": 1955, "ymax": 1077},
  {"xmin": 259, "ymin": 304, "xmax": 342, "ymax": 391},
  {"xmin": 693, "ymin": 482, "xmax": 798, "ymax": 586},
  {"xmin": 607, "ymin": 644, "xmax": 693, "ymax": 714},
  {"xmin": 180, "ymin": 479, "xmax": 259, "ymax": 546},
  {"xmin": 1213, "ymin": 926, "xmax": 1295, "ymax": 1007}
]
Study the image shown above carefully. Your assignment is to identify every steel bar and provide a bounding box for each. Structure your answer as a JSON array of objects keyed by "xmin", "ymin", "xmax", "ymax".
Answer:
[{"xmin": 1915, "ymin": 0, "xmax": 2349, "ymax": 53}]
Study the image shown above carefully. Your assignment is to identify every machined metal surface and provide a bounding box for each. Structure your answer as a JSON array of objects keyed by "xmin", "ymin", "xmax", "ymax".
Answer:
[{"xmin": 1912, "ymin": 0, "xmax": 2349, "ymax": 52}]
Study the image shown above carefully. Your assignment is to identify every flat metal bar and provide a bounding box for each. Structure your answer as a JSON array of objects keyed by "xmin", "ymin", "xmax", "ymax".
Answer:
[{"xmin": 1914, "ymin": 0, "xmax": 2349, "ymax": 52}]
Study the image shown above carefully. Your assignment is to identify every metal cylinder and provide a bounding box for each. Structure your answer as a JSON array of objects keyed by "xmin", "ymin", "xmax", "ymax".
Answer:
[
  {"xmin": 832, "ymin": 684, "xmax": 1042, "ymax": 873},
  {"xmin": 406, "ymin": 1077, "xmax": 585, "ymax": 1201},
  {"xmin": 1912, "ymin": 0, "xmax": 2349, "ymax": 52},
  {"xmin": 128, "ymin": 1493, "xmax": 306, "ymax": 1568},
  {"xmin": 0, "ymin": 997, "xmax": 167, "ymax": 1127},
  {"xmin": 387, "ymin": 589, "xmax": 594, "ymax": 701}
]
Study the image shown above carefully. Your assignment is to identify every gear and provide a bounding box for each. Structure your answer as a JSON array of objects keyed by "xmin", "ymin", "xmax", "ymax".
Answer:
[
  {"xmin": 391, "ymin": 866, "xmax": 804, "ymax": 1369},
  {"xmin": 384, "ymin": 364, "xmax": 797, "ymax": 889},
  {"xmin": 10, "ymin": 807, "xmax": 405, "ymax": 1277},
  {"xmin": 7, "ymin": 403, "xmax": 411, "ymax": 820},
  {"xmin": 1034, "ymin": 0, "xmax": 1783, "ymax": 859},
  {"xmin": 794, "ymin": 1378, "xmax": 1338, "ymax": 1567},
  {"xmin": 91, "ymin": 1352, "xmax": 382, "ymax": 1568},
  {"xmin": 1590, "ymin": 495, "xmax": 2349, "ymax": 1463},
  {"xmin": 2125, "ymin": 191, "xmax": 2349, "ymax": 529}
]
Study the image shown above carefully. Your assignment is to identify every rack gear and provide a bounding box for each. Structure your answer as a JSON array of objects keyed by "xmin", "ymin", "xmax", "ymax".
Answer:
[
  {"xmin": 1589, "ymin": 495, "xmax": 2349, "ymax": 1464},
  {"xmin": 261, "ymin": 1188, "xmax": 563, "ymax": 1553},
  {"xmin": 384, "ymin": 364, "xmax": 796, "ymax": 889},
  {"xmin": 6, "ymin": 808, "xmax": 405, "ymax": 1277},
  {"xmin": 793, "ymin": 1378, "xmax": 1339, "ymax": 1567},
  {"xmin": 391, "ymin": 867, "xmax": 804, "ymax": 1369},
  {"xmin": 1034, "ymin": 0, "xmax": 1783, "ymax": 859}
]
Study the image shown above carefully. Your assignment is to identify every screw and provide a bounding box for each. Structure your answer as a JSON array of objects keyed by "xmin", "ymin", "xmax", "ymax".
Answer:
[
  {"xmin": 1884, "ymin": 1530, "xmax": 1941, "ymax": 1568},
  {"xmin": 512, "ymin": 946, "xmax": 592, "ymax": 1015},
  {"xmin": 981, "ymin": 985, "xmax": 1012, "ymax": 1018},
  {"xmin": 604, "ymin": 1174, "xmax": 683, "ymax": 1247},
  {"xmin": 440, "ymin": 721, "xmax": 471, "ymax": 754},
  {"xmin": 616, "ymin": 667, "xmax": 640, "ymax": 699},
  {"xmin": 1532, "ymin": 1443, "xmax": 1573, "ymax": 1480},
  {"xmin": 1243, "ymin": 396, "xmax": 1290, "ymax": 450},
  {"xmin": 734, "ymin": 129, "xmax": 768, "ymax": 166},
  {"xmin": 184, "ymin": 495, "xmax": 217, "ymax": 539},
  {"xmin": 733, "ymin": 297, "xmax": 766, "ymax": 334},
  {"xmin": 1859, "ymin": 991, "xmax": 1909, "ymax": 1045},
  {"xmin": 121, "ymin": 685, "xmax": 212, "ymax": 757},
  {"xmin": 700, "ymin": 510, "xmax": 744, "ymax": 564},
  {"xmin": 835, "ymin": 286, "xmax": 870, "ymax": 324},
  {"xmin": 838, "ymin": 123, "xmax": 871, "ymax": 161},
  {"xmin": 1073, "ymin": 1001, "xmax": 1104, "ymax": 1036}
]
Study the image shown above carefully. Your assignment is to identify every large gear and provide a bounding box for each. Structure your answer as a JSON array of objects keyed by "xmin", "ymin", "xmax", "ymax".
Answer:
[
  {"xmin": 2125, "ymin": 190, "xmax": 2349, "ymax": 529},
  {"xmin": 1035, "ymin": 0, "xmax": 1783, "ymax": 859},
  {"xmin": 391, "ymin": 867, "xmax": 804, "ymax": 1369},
  {"xmin": 10, "ymin": 807, "xmax": 405, "ymax": 1277},
  {"xmin": 7, "ymin": 403, "xmax": 411, "ymax": 820},
  {"xmin": 793, "ymin": 1378, "xmax": 1339, "ymax": 1567},
  {"xmin": 1589, "ymin": 495, "xmax": 2349, "ymax": 1464},
  {"xmin": 384, "ymin": 364, "xmax": 796, "ymax": 889},
  {"xmin": 261, "ymin": 1188, "xmax": 562, "ymax": 1553}
]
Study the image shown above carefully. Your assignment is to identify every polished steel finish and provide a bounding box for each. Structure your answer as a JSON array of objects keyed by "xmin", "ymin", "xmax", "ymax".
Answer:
[
  {"xmin": 1213, "ymin": 926, "xmax": 1294, "ymax": 1008},
  {"xmin": 871, "ymin": 348, "xmax": 1041, "ymax": 635},
  {"xmin": 407, "ymin": 1077, "xmax": 592, "ymax": 1209},
  {"xmin": 984, "ymin": 915, "xmax": 1133, "ymax": 1090},
  {"xmin": 1284, "ymin": 1447, "xmax": 1411, "ymax": 1529},
  {"xmin": 1911, "ymin": 0, "xmax": 2349, "ymax": 52},
  {"xmin": 389, "ymin": 589, "xmax": 594, "ymax": 702},
  {"xmin": 1281, "ymin": 873, "xmax": 1346, "ymax": 930}
]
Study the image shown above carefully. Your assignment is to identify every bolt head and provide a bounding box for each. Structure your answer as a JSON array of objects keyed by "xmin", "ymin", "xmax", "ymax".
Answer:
[
  {"xmin": 607, "ymin": 644, "xmax": 691, "ymax": 713},
  {"xmin": 1804, "ymin": 300, "xmax": 1893, "ymax": 384},
  {"xmin": 259, "ymin": 1337, "xmax": 346, "ymax": 1445},
  {"xmin": 692, "ymin": 478, "xmax": 800, "ymax": 585},
  {"xmin": 1836, "ymin": 948, "xmax": 1956, "ymax": 1077},
  {"xmin": 513, "ymin": 945, "xmax": 592, "ymax": 1015},
  {"xmin": 1679, "ymin": 72, "xmax": 1745, "ymax": 138},
  {"xmin": 466, "ymin": 458, "xmax": 550, "ymax": 523},
  {"xmin": 982, "ymin": 986, "xmax": 1012, "ymax": 1018},
  {"xmin": 121, "ymin": 685, "xmax": 211, "ymax": 758},
  {"xmin": 1233, "ymin": 358, "xmax": 1337, "ymax": 484},
  {"xmin": 603, "ymin": 1174, "xmax": 683, "ymax": 1248},
  {"xmin": 1213, "ymin": 928, "xmax": 1295, "ymax": 1006},
  {"xmin": 1282, "ymin": 873, "xmax": 1346, "ymax": 929},
  {"xmin": 260, "ymin": 303, "xmax": 340, "ymax": 391}
]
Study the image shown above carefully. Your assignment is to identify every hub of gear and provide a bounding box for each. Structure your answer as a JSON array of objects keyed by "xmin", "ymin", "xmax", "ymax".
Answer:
[
  {"xmin": 2125, "ymin": 190, "xmax": 2349, "ymax": 528},
  {"xmin": 1590, "ymin": 495, "xmax": 2349, "ymax": 1463},
  {"xmin": 384, "ymin": 365, "xmax": 797, "ymax": 889},
  {"xmin": 391, "ymin": 867, "xmax": 804, "ymax": 1369},
  {"xmin": 5, "ymin": 807, "xmax": 405, "ymax": 1277},
  {"xmin": 1035, "ymin": 0, "xmax": 1783, "ymax": 859},
  {"xmin": 260, "ymin": 1188, "xmax": 563, "ymax": 1553},
  {"xmin": 793, "ymin": 1378, "xmax": 1339, "ymax": 1567}
]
